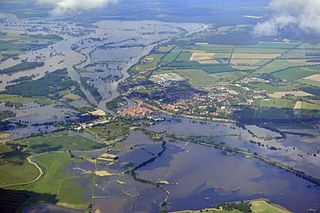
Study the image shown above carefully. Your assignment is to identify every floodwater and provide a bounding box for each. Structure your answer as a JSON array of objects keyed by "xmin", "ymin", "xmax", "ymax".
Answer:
[
  {"xmin": 0, "ymin": 19, "xmax": 207, "ymax": 109},
  {"xmin": 148, "ymin": 115, "xmax": 320, "ymax": 179},
  {"xmin": 92, "ymin": 130, "xmax": 320, "ymax": 213}
]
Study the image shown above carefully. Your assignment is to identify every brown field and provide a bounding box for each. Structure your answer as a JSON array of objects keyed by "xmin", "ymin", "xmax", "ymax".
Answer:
[
  {"xmin": 304, "ymin": 74, "xmax": 320, "ymax": 82},
  {"xmin": 95, "ymin": 170, "xmax": 113, "ymax": 177},
  {"xmin": 287, "ymin": 59, "xmax": 308, "ymax": 65},
  {"xmin": 198, "ymin": 59, "xmax": 219, "ymax": 64},
  {"xmin": 269, "ymin": 91, "xmax": 313, "ymax": 99},
  {"xmin": 190, "ymin": 52, "xmax": 215, "ymax": 62},
  {"xmin": 293, "ymin": 101, "xmax": 302, "ymax": 110}
]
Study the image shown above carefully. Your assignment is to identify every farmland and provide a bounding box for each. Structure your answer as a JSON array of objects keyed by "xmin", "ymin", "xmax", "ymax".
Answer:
[
  {"xmin": 0, "ymin": 144, "xmax": 40, "ymax": 187},
  {"xmin": 14, "ymin": 130, "xmax": 105, "ymax": 154},
  {"xmin": 86, "ymin": 121, "xmax": 131, "ymax": 141},
  {"xmin": 4, "ymin": 69, "xmax": 75, "ymax": 97},
  {"xmin": 124, "ymin": 26, "xmax": 320, "ymax": 123},
  {"xmin": 173, "ymin": 200, "xmax": 290, "ymax": 213},
  {"xmin": 0, "ymin": 3, "xmax": 320, "ymax": 212},
  {"xmin": 0, "ymin": 62, "xmax": 44, "ymax": 75},
  {"xmin": 0, "ymin": 130, "xmax": 106, "ymax": 210},
  {"xmin": 21, "ymin": 152, "xmax": 93, "ymax": 210},
  {"xmin": 0, "ymin": 32, "xmax": 62, "ymax": 62}
]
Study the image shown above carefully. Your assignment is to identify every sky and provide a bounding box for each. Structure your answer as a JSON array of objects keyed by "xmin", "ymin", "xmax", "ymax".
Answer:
[
  {"xmin": 35, "ymin": 0, "xmax": 320, "ymax": 37},
  {"xmin": 36, "ymin": 0, "xmax": 119, "ymax": 16},
  {"xmin": 254, "ymin": 0, "xmax": 320, "ymax": 36}
]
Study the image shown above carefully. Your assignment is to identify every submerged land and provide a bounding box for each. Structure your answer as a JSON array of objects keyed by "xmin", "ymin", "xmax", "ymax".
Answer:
[{"xmin": 0, "ymin": 0, "xmax": 320, "ymax": 213}]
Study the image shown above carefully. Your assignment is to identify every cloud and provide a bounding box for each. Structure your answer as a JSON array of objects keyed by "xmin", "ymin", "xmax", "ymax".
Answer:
[
  {"xmin": 36, "ymin": 0, "xmax": 119, "ymax": 16},
  {"xmin": 254, "ymin": 0, "xmax": 320, "ymax": 36}
]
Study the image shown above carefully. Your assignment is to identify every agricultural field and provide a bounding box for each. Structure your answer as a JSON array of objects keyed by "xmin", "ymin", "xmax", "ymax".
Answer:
[
  {"xmin": 159, "ymin": 68, "xmax": 217, "ymax": 88},
  {"xmin": 0, "ymin": 32, "xmax": 62, "ymax": 62},
  {"xmin": 1, "ymin": 3, "xmax": 320, "ymax": 212},
  {"xmin": 268, "ymin": 91, "xmax": 312, "ymax": 99},
  {"xmin": 174, "ymin": 200, "xmax": 290, "ymax": 213},
  {"xmin": 0, "ymin": 110, "xmax": 15, "ymax": 121},
  {"xmin": 251, "ymin": 83, "xmax": 299, "ymax": 93},
  {"xmin": 272, "ymin": 67, "xmax": 320, "ymax": 81},
  {"xmin": 304, "ymin": 74, "xmax": 320, "ymax": 82},
  {"xmin": 256, "ymin": 99, "xmax": 296, "ymax": 109},
  {"xmin": 4, "ymin": 69, "xmax": 81, "ymax": 99},
  {"xmin": 13, "ymin": 130, "xmax": 105, "ymax": 154},
  {"xmin": 0, "ymin": 144, "xmax": 40, "ymax": 188},
  {"xmin": 86, "ymin": 121, "xmax": 132, "ymax": 141},
  {"xmin": 20, "ymin": 152, "xmax": 93, "ymax": 210},
  {"xmin": 0, "ymin": 94, "xmax": 54, "ymax": 106},
  {"xmin": 135, "ymin": 39, "xmax": 320, "ymax": 81},
  {"xmin": 0, "ymin": 62, "xmax": 44, "ymax": 75},
  {"xmin": 127, "ymin": 31, "xmax": 320, "ymax": 123},
  {"xmin": 0, "ymin": 129, "xmax": 106, "ymax": 210}
]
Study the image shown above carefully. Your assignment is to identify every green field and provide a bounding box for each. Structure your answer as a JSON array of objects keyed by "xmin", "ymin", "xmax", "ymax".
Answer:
[
  {"xmin": 156, "ymin": 45, "xmax": 174, "ymax": 53},
  {"xmin": 258, "ymin": 99, "xmax": 296, "ymax": 109},
  {"xmin": 0, "ymin": 110, "xmax": 15, "ymax": 121},
  {"xmin": 0, "ymin": 94, "xmax": 55, "ymax": 106},
  {"xmin": 4, "ymin": 69, "xmax": 75, "ymax": 98},
  {"xmin": 173, "ymin": 200, "xmax": 290, "ymax": 213},
  {"xmin": 133, "ymin": 63, "xmax": 157, "ymax": 72},
  {"xmin": 160, "ymin": 69, "xmax": 217, "ymax": 87},
  {"xmin": 58, "ymin": 177, "xmax": 92, "ymax": 209},
  {"xmin": 176, "ymin": 51, "xmax": 192, "ymax": 61},
  {"xmin": 1, "ymin": 130, "xmax": 103, "ymax": 210},
  {"xmin": 298, "ymin": 79, "xmax": 320, "ymax": 87},
  {"xmin": 15, "ymin": 131, "xmax": 105, "ymax": 154},
  {"xmin": 272, "ymin": 67, "xmax": 317, "ymax": 81},
  {"xmin": 192, "ymin": 43, "xmax": 234, "ymax": 53},
  {"xmin": 252, "ymin": 83, "xmax": 299, "ymax": 93},
  {"xmin": 0, "ymin": 33, "xmax": 62, "ymax": 62},
  {"xmin": 0, "ymin": 62, "xmax": 44, "ymax": 74},
  {"xmin": 256, "ymin": 60, "xmax": 294, "ymax": 73},
  {"xmin": 162, "ymin": 48, "xmax": 182, "ymax": 63},
  {"xmin": 233, "ymin": 47, "xmax": 287, "ymax": 54},
  {"xmin": 0, "ymin": 144, "xmax": 39, "ymax": 187},
  {"xmin": 300, "ymin": 101, "xmax": 320, "ymax": 110},
  {"xmin": 244, "ymin": 41, "xmax": 299, "ymax": 49},
  {"xmin": 22, "ymin": 152, "xmax": 71, "ymax": 195},
  {"xmin": 211, "ymin": 71, "xmax": 245, "ymax": 82},
  {"xmin": 87, "ymin": 121, "xmax": 131, "ymax": 141},
  {"xmin": 250, "ymin": 200, "xmax": 290, "ymax": 213},
  {"xmin": 20, "ymin": 152, "xmax": 92, "ymax": 210}
]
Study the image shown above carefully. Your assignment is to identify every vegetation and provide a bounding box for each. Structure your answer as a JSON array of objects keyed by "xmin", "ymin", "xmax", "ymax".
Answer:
[
  {"xmin": 80, "ymin": 77, "xmax": 102, "ymax": 102},
  {"xmin": 272, "ymin": 67, "xmax": 319, "ymax": 81},
  {"xmin": 57, "ymin": 177, "xmax": 92, "ymax": 209},
  {"xmin": 0, "ymin": 144, "xmax": 39, "ymax": 187},
  {"xmin": 0, "ymin": 110, "xmax": 16, "ymax": 121},
  {"xmin": 4, "ymin": 69, "xmax": 74, "ymax": 98},
  {"xmin": 250, "ymin": 200, "xmax": 290, "ymax": 213},
  {"xmin": 258, "ymin": 99, "xmax": 296, "ymax": 109},
  {"xmin": 0, "ymin": 62, "xmax": 44, "ymax": 74},
  {"xmin": 21, "ymin": 152, "xmax": 76, "ymax": 200},
  {"xmin": 173, "ymin": 200, "xmax": 290, "ymax": 213},
  {"xmin": 162, "ymin": 69, "xmax": 216, "ymax": 87},
  {"xmin": 0, "ymin": 32, "xmax": 62, "ymax": 61},
  {"xmin": 87, "ymin": 121, "xmax": 131, "ymax": 141},
  {"xmin": 0, "ymin": 127, "xmax": 104, "ymax": 210},
  {"xmin": 106, "ymin": 96, "xmax": 128, "ymax": 110},
  {"xmin": 13, "ymin": 130, "xmax": 105, "ymax": 154}
]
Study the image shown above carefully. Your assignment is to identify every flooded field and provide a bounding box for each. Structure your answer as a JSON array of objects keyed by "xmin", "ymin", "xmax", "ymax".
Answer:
[
  {"xmin": 0, "ymin": 18, "xmax": 207, "ymax": 139},
  {"xmin": 91, "ymin": 130, "xmax": 320, "ymax": 213},
  {"xmin": 149, "ymin": 115, "xmax": 320, "ymax": 179},
  {"xmin": 1, "ymin": 13, "xmax": 319, "ymax": 213},
  {"xmin": 0, "ymin": 19, "xmax": 206, "ymax": 108}
]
